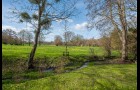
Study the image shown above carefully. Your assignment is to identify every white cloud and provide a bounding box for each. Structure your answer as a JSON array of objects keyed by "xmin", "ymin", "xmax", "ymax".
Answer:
[
  {"xmin": 2, "ymin": 24, "xmax": 34, "ymax": 33},
  {"xmin": 56, "ymin": 19, "xmax": 73, "ymax": 23},
  {"xmin": 74, "ymin": 22, "xmax": 88, "ymax": 30},
  {"xmin": 2, "ymin": 25, "xmax": 19, "ymax": 32}
]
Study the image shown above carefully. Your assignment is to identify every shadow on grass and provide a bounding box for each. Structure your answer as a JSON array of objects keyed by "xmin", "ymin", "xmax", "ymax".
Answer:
[
  {"xmin": 72, "ymin": 71, "xmax": 119, "ymax": 90},
  {"xmin": 2, "ymin": 59, "xmax": 56, "ymax": 84}
]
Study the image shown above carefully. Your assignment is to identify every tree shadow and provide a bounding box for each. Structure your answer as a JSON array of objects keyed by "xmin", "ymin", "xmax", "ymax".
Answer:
[{"xmin": 72, "ymin": 71, "xmax": 119, "ymax": 90}]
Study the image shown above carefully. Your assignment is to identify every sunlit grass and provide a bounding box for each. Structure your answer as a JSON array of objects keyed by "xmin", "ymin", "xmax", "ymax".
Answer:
[
  {"xmin": 2, "ymin": 44, "xmax": 121, "ymax": 60},
  {"xmin": 3, "ymin": 63, "xmax": 137, "ymax": 90}
]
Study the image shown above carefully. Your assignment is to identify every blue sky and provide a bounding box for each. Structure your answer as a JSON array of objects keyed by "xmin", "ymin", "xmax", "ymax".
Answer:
[{"xmin": 2, "ymin": 0, "xmax": 100, "ymax": 41}]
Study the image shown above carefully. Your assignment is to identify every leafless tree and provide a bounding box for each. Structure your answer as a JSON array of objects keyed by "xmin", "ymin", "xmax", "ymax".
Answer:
[
  {"xmin": 71, "ymin": 34, "xmax": 84, "ymax": 46},
  {"xmin": 54, "ymin": 35, "xmax": 63, "ymax": 46},
  {"xmin": 63, "ymin": 20, "xmax": 69, "ymax": 57},
  {"xmin": 2, "ymin": 29, "xmax": 20, "ymax": 45},
  {"xmin": 10, "ymin": 0, "xmax": 78, "ymax": 69},
  {"xmin": 18, "ymin": 30, "xmax": 26, "ymax": 45},
  {"xmin": 63, "ymin": 31, "xmax": 75, "ymax": 45},
  {"xmin": 85, "ymin": 0, "xmax": 137, "ymax": 61}
]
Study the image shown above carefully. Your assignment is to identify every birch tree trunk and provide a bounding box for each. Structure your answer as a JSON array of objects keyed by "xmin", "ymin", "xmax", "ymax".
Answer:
[{"xmin": 117, "ymin": 0, "xmax": 128, "ymax": 61}]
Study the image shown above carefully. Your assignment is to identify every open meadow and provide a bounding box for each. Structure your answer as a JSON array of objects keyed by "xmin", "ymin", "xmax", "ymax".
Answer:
[
  {"xmin": 2, "ymin": 44, "xmax": 121, "ymax": 60},
  {"xmin": 2, "ymin": 44, "xmax": 137, "ymax": 90}
]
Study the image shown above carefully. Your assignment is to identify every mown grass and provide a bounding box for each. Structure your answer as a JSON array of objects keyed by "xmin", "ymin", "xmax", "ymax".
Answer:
[
  {"xmin": 3, "ymin": 63, "xmax": 137, "ymax": 90},
  {"xmin": 2, "ymin": 44, "xmax": 121, "ymax": 60}
]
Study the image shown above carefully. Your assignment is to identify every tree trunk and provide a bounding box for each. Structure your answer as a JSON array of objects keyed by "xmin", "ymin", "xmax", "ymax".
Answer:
[
  {"xmin": 28, "ymin": 30, "xmax": 40, "ymax": 69},
  {"xmin": 107, "ymin": 0, "xmax": 128, "ymax": 61},
  {"xmin": 121, "ymin": 29, "xmax": 127, "ymax": 61},
  {"xmin": 28, "ymin": 5, "xmax": 42, "ymax": 69},
  {"xmin": 117, "ymin": 0, "xmax": 128, "ymax": 61}
]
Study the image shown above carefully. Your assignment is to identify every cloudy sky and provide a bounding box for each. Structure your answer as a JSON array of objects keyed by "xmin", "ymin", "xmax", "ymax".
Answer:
[{"xmin": 2, "ymin": 0, "xmax": 100, "ymax": 41}]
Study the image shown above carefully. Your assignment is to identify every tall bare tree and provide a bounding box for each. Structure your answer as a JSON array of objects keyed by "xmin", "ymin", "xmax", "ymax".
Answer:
[
  {"xmin": 85, "ymin": 0, "xmax": 137, "ymax": 61},
  {"xmin": 63, "ymin": 31, "xmax": 75, "ymax": 44},
  {"xmin": 11, "ymin": 0, "xmax": 78, "ymax": 69}
]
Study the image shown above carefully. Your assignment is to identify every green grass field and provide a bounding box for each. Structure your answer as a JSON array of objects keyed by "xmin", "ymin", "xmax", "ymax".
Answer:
[
  {"xmin": 2, "ymin": 44, "xmax": 137, "ymax": 90},
  {"xmin": 3, "ymin": 63, "xmax": 137, "ymax": 90},
  {"xmin": 2, "ymin": 44, "xmax": 121, "ymax": 60}
]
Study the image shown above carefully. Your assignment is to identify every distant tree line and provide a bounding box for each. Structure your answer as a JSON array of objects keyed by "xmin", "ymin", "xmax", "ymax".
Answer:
[
  {"xmin": 2, "ymin": 29, "xmax": 33, "ymax": 45},
  {"xmin": 2, "ymin": 29, "xmax": 21, "ymax": 45},
  {"xmin": 2, "ymin": 28, "xmax": 47, "ymax": 46}
]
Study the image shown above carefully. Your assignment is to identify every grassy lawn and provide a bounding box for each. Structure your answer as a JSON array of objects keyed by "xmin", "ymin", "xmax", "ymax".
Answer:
[
  {"xmin": 3, "ymin": 63, "xmax": 137, "ymax": 90},
  {"xmin": 2, "ymin": 44, "xmax": 121, "ymax": 60}
]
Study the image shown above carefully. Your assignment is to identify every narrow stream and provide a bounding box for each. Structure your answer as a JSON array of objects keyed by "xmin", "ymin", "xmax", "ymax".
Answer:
[
  {"xmin": 43, "ymin": 62, "xmax": 89, "ymax": 72},
  {"xmin": 43, "ymin": 67, "xmax": 55, "ymax": 72},
  {"xmin": 78, "ymin": 62, "xmax": 89, "ymax": 69}
]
